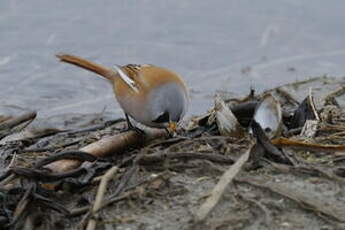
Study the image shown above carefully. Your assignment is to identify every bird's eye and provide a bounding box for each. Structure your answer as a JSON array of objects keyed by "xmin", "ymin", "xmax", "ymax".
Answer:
[{"xmin": 152, "ymin": 111, "xmax": 170, "ymax": 123}]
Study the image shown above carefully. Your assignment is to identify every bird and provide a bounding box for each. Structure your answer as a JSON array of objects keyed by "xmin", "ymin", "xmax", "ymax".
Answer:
[{"xmin": 56, "ymin": 53, "xmax": 189, "ymax": 132}]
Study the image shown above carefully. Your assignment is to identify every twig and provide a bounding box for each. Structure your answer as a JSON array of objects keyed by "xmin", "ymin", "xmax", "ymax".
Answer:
[
  {"xmin": 70, "ymin": 192, "xmax": 131, "ymax": 217},
  {"xmin": 240, "ymin": 196, "xmax": 273, "ymax": 229},
  {"xmin": 0, "ymin": 115, "xmax": 12, "ymax": 123},
  {"xmin": 266, "ymin": 161, "xmax": 345, "ymax": 184},
  {"xmin": 86, "ymin": 166, "xmax": 118, "ymax": 230},
  {"xmin": 45, "ymin": 128, "xmax": 168, "ymax": 173},
  {"xmin": 33, "ymin": 193, "xmax": 70, "ymax": 216},
  {"xmin": 237, "ymin": 176, "xmax": 345, "ymax": 223},
  {"xmin": 70, "ymin": 172, "xmax": 171, "ymax": 217},
  {"xmin": 9, "ymin": 183, "xmax": 35, "ymax": 227},
  {"xmin": 271, "ymin": 137, "xmax": 345, "ymax": 153},
  {"xmin": 0, "ymin": 173, "xmax": 15, "ymax": 186},
  {"xmin": 6, "ymin": 152, "xmax": 17, "ymax": 169},
  {"xmin": 22, "ymin": 215, "xmax": 34, "ymax": 230},
  {"xmin": 138, "ymin": 152, "xmax": 234, "ymax": 165},
  {"xmin": 194, "ymin": 142, "xmax": 254, "ymax": 222},
  {"xmin": 111, "ymin": 165, "xmax": 138, "ymax": 198},
  {"xmin": 146, "ymin": 136, "xmax": 188, "ymax": 148},
  {"xmin": 275, "ymin": 87, "xmax": 300, "ymax": 105},
  {"xmin": 308, "ymin": 87, "xmax": 320, "ymax": 121},
  {"xmin": 0, "ymin": 111, "xmax": 36, "ymax": 130},
  {"xmin": 11, "ymin": 167, "xmax": 86, "ymax": 182},
  {"xmin": 34, "ymin": 150, "xmax": 97, "ymax": 169},
  {"xmin": 323, "ymin": 85, "xmax": 345, "ymax": 105},
  {"xmin": 66, "ymin": 118, "xmax": 125, "ymax": 135},
  {"xmin": 284, "ymin": 127, "xmax": 302, "ymax": 137}
]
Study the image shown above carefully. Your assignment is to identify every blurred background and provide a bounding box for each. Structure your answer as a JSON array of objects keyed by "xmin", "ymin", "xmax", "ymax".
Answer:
[{"xmin": 0, "ymin": 0, "xmax": 345, "ymax": 120}]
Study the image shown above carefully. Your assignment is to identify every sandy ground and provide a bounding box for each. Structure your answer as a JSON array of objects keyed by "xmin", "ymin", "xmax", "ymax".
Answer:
[{"xmin": 1, "ymin": 77, "xmax": 345, "ymax": 230}]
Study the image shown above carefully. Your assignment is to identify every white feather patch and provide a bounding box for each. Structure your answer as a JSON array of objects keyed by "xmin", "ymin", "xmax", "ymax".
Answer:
[{"xmin": 113, "ymin": 65, "xmax": 139, "ymax": 93}]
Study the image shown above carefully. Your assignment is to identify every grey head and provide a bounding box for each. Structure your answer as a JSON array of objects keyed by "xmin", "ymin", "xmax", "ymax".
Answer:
[{"xmin": 147, "ymin": 82, "xmax": 188, "ymax": 127}]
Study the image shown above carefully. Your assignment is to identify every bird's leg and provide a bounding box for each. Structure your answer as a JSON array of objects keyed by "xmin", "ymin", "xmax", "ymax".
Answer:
[
  {"xmin": 124, "ymin": 113, "xmax": 145, "ymax": 136},
  {"xmin": 125, "ymin": 113, "xmax": 134, "ymax": 129}
]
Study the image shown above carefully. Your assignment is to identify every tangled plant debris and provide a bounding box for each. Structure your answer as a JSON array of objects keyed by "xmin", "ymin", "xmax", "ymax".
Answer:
[{"xmin": 1, "ymin": 76, "xmax": 345, "ymax": 229}]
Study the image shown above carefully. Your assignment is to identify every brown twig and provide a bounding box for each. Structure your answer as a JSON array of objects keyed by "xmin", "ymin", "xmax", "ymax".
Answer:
[
  {"xmin": 11, "ymin": 167, "xmax": 86, "ymax": 182},
  {"xmin": 34, "ymin": 150, "xmax": 98, "ymax": 169},
  {"xmin": 9, "ymin": 183, "xmax": 35, "ymax": 227},
  {"xmin": 70, "ymin": 192, "xmax": 131, "ymax": 217},
  {"xmin": 0, "ymin": 111, "xmax": 36, "ymax": 130},
  {"xmin": 0, "ymin": 115, "xmax": 12, "ymax": 123},
  {"xmin": 86, "ymin": 166, "xmax": 119, "ymax": 230},
  {"xmin": 271, "ymin": 137, "xmax": 345, "ymax": 153},
  {"xmin": 137, "ymin": 152, "xmax": 234, "ymax": 165},
  {"xmin": 237, "ymin": 176, "xmax": 345, "ymax": 223},
  {"xmin": 194, "ymin": 141, "xmax": 254, "ymax": 222},
  {"xmin": 239, "ymin": 195, "xmax": 273, "ymax": 229},
  {"xmin": 70, "ymin": 172, "xmax": 170, "ymax": 217},
  {"xmin": 266, "ymin": 161, "xmax": 345, "ymax": 184}
]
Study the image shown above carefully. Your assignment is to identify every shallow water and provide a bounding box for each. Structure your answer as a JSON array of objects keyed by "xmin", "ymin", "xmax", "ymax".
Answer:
[{"xmin": 0, "ymin": 0, "xmax": 345, "ymax": 119}]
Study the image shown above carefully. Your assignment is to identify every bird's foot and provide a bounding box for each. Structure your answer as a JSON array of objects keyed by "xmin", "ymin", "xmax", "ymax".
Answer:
[
  {"xmin": 126, "ymin": 125, "xmax": 146, "ymax": 136},
  {"xmin": 123, "ymin": 113, "xmax": 145, "ymax": 136},
  {"xmin": 164, "ymin": 127, "xmax": 175, "ymax": 138}
]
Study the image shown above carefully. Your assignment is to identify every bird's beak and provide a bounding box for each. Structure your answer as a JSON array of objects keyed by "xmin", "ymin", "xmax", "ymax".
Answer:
[{"xmin": 168, "ymin": 121, "xmax": 177, "ymax": 133}]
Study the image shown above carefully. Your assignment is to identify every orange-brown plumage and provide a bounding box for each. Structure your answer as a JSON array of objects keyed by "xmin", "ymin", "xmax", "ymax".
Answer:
[
  {"xmin": 56, "ymin": 53, "xmax": 116, "ymax": 81},
  {"xmin": 113, "ymin": 64, "xmax": 186, "ymax": 99},
  {"xmin": 56, "ymin": 53, "xmax": 189, "ymax": 130}
]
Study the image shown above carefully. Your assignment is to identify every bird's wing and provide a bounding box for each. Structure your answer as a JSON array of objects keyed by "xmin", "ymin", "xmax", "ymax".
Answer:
[{"xmin": 113, "ymin": 65, "xmax": 139, "ymax": 93}]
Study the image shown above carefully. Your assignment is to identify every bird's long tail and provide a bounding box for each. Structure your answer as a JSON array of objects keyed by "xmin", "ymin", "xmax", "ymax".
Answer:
[{"xmin": 56, "ymin": 53, "xmax": 117, "ymax": 81}]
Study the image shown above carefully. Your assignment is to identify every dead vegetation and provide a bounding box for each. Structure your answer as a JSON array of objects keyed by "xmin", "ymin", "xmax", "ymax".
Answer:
[{"xmin": 1, "ymin": 76, "xmax": 345, "ymax": 230}]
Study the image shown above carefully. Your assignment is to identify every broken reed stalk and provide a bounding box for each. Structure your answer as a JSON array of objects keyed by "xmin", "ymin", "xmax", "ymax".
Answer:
[
  {"xmin": 0, "ymin": 115, "xmax": 12, "ymax": 123},
  {"xmin": 195, "ymin": 141, "xmax": 254, "ymax": 222},
  {"xmin": 271, "ymin": 137, "xmax": 345, "ymax": 153},
  {"xmin": 323, "ymin": 85, "xmax": 345, "ymax": 103},
  {"xmin": 0, "ymin": 111, "xmax": 36, "ymax": 130},
  {"xmin": 70, "ymin": 172, "xmax": 171, "ymax": 217},
  {"xmin": 45, "ymin": 128, "xmax": 168, "ymax": 173}
]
